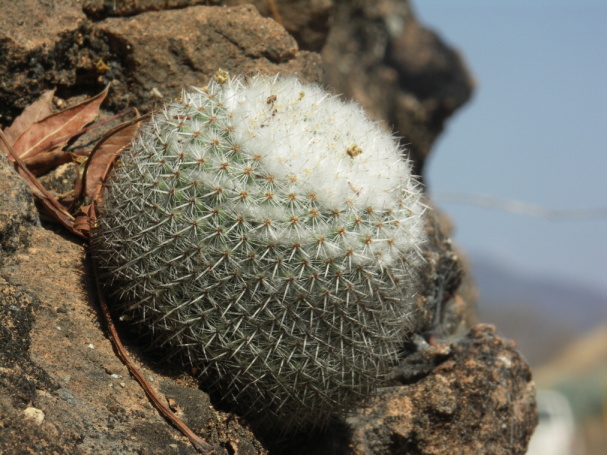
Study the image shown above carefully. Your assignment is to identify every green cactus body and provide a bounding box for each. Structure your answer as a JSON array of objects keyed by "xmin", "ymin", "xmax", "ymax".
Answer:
[{"xmin": 92, "ymin": 73, "xmax": 427, "ymax": 433}]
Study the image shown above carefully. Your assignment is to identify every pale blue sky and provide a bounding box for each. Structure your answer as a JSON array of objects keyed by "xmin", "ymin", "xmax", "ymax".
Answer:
[{"xmin": 414, "ymin": 1, "xmax": 607, "ymax": 294}]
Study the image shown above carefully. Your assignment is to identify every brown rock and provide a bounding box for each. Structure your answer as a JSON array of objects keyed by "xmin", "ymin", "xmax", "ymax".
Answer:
[
  {"xmin": 96, "ymin": 4, "xmax": 323, "ymax": 112},
  {"xmin": 223, "ymin": 0, "xmax": 334, "ymax": 51},
  {"xmin": 0, "ymin": 0, "xmax": 90, "ymax": 122},
  {"xmin": 353, "ymin": 324, "xmax": 537, "ymax": 455},
  {"xmin": 82, "ymin": 0, "xmax": 214, "ymax": 18},
  {"xmin": 0, "ymin": 2, "xmax": 322, "ymax": 124},
  {"xmin": 82, "ymin": 1, "xmax": 335, "ymax": 53},
  {"xmin": 0, "ymin": 0, "xmax": 85, "ymax": 53}
]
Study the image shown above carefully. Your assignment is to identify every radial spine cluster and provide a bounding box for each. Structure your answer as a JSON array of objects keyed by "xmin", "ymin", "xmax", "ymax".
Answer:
[{"xmin": 92, "ymin": 72, "xmax": 427, "ymax": 433}]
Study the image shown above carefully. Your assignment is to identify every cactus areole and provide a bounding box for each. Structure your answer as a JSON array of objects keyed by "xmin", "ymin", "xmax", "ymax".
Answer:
[{"xmin": 91, "ymin": 72, "xmax": 427, "ymax": 433}]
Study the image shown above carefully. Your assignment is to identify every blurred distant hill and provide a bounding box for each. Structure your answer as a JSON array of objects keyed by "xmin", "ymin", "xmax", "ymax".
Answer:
[
  {"xmin": 468, "ymin": 254, "xmax": 607, "ymax": 367},
  {"xmin": 532, "ymin": 325, "xmax": 607, "ymax": 455}
]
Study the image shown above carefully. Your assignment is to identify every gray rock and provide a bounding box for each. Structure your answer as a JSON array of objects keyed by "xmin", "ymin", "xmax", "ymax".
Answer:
[{"xmin": 0, "ymin": 154, "xmax": 38, "ymax": 264}]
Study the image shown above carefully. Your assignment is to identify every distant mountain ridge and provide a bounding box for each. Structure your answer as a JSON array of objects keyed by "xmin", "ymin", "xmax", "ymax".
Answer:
[
  {"xmin": 466, "ymin": 253, "xmax": 607, "ymax": 366},
  {"xmin": 469, "ymin": 253, "xmax": 607, "ymax": 330}
]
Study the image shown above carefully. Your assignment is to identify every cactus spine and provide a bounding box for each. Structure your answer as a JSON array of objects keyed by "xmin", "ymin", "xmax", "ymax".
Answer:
[{"xmin": 92, "ymin": 72, "xmax": 427, "ymax": 433}]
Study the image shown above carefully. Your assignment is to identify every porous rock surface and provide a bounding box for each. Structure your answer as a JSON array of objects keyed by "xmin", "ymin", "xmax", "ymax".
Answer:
[
  {"xmin": 0, "ymin": 0, "xmax": 322, "ymax": 120},
  {"xmin": 352, "ymin": 324, "xmax": 537, "ymax": 455},
  {"xmin": 0, "ymin": 154, "xmax": 39, "ymax": 263},
  {"xmin": 0, "ymin": 1, "xmax": 535, "ymax": 454}
]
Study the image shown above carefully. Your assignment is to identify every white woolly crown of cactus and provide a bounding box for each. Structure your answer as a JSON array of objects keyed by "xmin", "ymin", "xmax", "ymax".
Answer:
[{"xmin": 92, "ymin": 71, "xmax": 427, "ymax": 433}]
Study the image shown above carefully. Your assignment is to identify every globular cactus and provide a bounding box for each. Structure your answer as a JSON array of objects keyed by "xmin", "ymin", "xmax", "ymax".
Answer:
[{"xmin": 91, "ymin": 71, "xmax": 427, "ymax": 434}]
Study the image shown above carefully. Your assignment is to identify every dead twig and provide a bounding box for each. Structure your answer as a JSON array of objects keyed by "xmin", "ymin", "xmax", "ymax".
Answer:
[
  {"xmin": 89, "ymin": 216, "xmax": 215, "ymax": 454},
  {"xmin": 267, "ymin": 0, "xmax": 283, "ymax": 26}
]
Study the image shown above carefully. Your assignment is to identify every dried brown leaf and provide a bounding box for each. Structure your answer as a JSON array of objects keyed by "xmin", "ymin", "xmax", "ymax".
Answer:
[
  {"xmin": 73, "ymin": 205, "xmax": 93, "ymax": 233},
  {"xmin": 0, "ymin": 89, "xmax": 56, "ymax": 154},
  {"xmin": 0, "ymin": 128, "xmax": 86, "ymax": 239},
  {"xmin": 23, "ymin": 149, "xmax": 73, "ymax": 176},
  {"xmin": 12, "ymin": 86, "xmax": 109, "ymax": 160},
  {"xmin": 72, "ymin": 152, "xmax": 89, "ymax": 202},
  {"xmin": 85, "ymin": 114, "xmax": 141, "ymax": 201}
]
